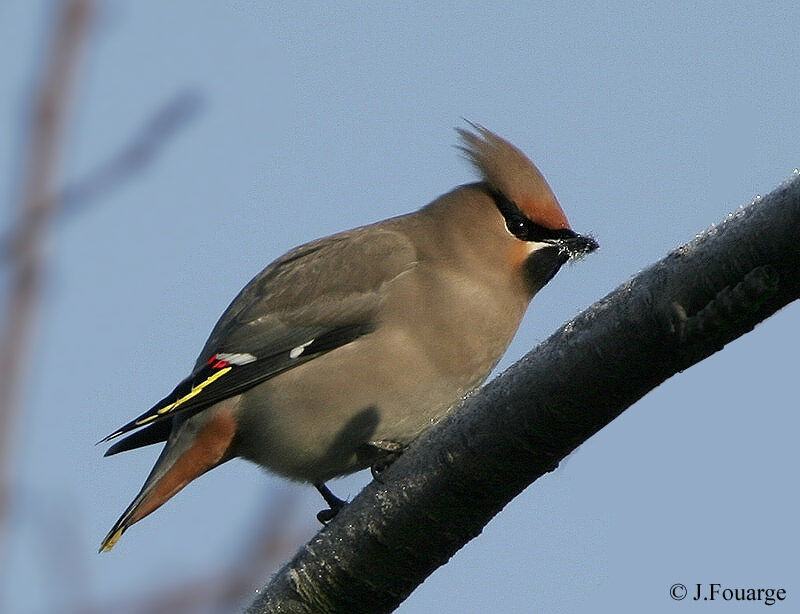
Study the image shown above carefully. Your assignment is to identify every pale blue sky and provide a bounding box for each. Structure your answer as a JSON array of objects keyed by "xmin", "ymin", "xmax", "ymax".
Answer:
[{"xmin": 2, "ymin": 2, "xmax": 798, "ymax": 612}]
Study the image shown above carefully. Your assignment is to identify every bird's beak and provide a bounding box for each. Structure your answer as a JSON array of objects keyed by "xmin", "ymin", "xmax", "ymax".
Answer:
[{"xmin": 547, "ymin": 231, "xmax": 599, "ymax": 261}]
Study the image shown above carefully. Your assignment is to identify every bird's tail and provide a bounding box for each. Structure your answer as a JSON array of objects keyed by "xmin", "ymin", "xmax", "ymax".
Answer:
[
  {"xmin": 99, "ymin": 482, "xmax": 156, "ymax": 553},
  {"xmin": 99, "ymin": 401, "xmax": 238, "ymax": 552}
]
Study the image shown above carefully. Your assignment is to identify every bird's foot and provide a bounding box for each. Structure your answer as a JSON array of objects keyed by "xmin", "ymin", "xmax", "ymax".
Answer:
[
  {"xmin": 369, "ymin": 440, "xmax": 406, "ymax": 482},
  {"xmin": 314, "ymin": 482, "xmax": 346, "ymax": 524}
]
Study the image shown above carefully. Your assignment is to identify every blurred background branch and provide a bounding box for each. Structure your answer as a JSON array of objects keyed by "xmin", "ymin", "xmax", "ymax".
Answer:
[
  {"xmin": 0, "ymin": 0, "xmax": 95, "ymax": 564},
  {"xmin": 0, "ymin": 3, "xmax": 303, "ymax": 611},
  {"xmin": 0, "ymin": 88, "xmax": 204, "ymax": 264}
]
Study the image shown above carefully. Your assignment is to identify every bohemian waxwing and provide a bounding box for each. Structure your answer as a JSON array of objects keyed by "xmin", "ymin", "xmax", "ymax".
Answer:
[{"xmin": 99, "ymin": 123, "xmax": 597, "ymax": 552}]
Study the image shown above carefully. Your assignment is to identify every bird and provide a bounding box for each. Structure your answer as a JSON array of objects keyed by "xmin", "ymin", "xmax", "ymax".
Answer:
[{"xmin": 98, "ymin": 123, "xmax": 598, "ymax": 552}]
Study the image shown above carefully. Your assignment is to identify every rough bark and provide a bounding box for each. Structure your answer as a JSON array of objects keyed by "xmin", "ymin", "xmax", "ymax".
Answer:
[{"xmin": 247, "ymin": 173, "xmax": 800, "ymax": 613}]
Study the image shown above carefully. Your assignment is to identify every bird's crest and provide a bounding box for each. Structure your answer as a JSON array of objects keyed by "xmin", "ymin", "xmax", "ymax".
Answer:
[{"xmin": 456, "ymin": 122, "xmax": 570, "ymax": 231}]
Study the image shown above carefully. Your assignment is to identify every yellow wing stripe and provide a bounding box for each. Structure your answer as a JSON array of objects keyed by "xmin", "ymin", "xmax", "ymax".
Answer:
[{"xmin": 134, "ymin": 366, "xmax": 232, "ymax": 426}]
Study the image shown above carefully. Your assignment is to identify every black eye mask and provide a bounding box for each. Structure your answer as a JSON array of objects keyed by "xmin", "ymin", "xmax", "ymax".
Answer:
[{"xmin": 488, "ymin": 189, "xmax": 577, "ymax": 243}]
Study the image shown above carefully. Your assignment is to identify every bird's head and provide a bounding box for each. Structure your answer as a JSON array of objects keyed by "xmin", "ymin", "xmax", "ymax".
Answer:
[{"xmin": 455, "ymin": 122, "xmax": 598, "ymax": 292}]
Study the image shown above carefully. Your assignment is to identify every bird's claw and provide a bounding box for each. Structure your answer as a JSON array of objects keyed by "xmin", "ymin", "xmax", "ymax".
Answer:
[
  {"xmin": 314, "ymin": 482, "xmax": 346, "ymax": 524},
  {"xmin": 369, "ymin": 440, "xmax": 406, "ymax": 482},
  {"xmin": 316, "ymin": 507, "xmax": 341, "ymax": 524}
]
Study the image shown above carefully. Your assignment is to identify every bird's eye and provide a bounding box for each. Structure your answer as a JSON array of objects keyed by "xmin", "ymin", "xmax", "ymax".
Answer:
[{"xmin": 506, "ymin": 216, "xmax": 530, "ymax": 240}]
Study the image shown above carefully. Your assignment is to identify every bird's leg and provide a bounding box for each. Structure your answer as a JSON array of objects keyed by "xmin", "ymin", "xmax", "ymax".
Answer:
[
  {"xmin": 314, "ymin": 482, "xmax": 346, "ymax": 524},
  {"xmin": 369, "ymin": 439, "xmax": 406, "ymax": 482}
]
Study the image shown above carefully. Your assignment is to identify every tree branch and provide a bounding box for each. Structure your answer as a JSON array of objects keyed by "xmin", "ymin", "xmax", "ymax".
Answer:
[{"xmin": 247, "ymin": 172, "xmax": 800, "ymax": 613}]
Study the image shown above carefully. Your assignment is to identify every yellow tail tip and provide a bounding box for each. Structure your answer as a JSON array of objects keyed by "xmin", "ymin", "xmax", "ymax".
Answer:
[{"xmin": 99, "ymin": 527, "xmax": 124, "ymax": 553}]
